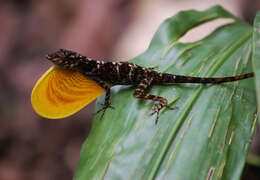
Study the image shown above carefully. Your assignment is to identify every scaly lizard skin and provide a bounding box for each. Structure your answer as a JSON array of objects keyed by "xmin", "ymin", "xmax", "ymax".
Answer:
[{"xmin": 46, "ymin": 49, "xmax": 254, "ymax": 123}]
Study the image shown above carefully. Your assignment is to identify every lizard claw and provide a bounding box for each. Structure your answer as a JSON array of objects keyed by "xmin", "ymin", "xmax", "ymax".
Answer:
[
  {"xmin": 97, "ymin": 102, "xmax": 114, "ymax": 110},
  {"xmin": 150, "ymin": 104, "xmax": 177, "ymax": 124},
  {"xmin": 95, "ymin": 102, "xmax": 114, "ymax": 119},
  {"xmin": 150, "ymin": 106, "xmax": 160, "ymax": 124}
]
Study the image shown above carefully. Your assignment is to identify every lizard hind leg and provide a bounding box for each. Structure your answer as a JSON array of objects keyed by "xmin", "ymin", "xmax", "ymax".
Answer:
[
  {"xmin": 133, "ymin": 78, "xmax": 170, "ymax": 124},
  {"xmin": 150, "ymin": 97, "xmax": 169, "ymax": 124}
]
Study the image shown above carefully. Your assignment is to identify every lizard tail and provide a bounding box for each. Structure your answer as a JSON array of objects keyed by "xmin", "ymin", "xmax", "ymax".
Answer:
[{"xmin": 162, "ymin": 72, "xmax": 254, "ymax": 84}]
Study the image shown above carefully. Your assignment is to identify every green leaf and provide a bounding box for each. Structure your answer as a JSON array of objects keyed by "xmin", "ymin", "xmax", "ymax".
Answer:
[
  {"xmin": 253, "ymin": 11, "xmax": 260, "ymax": 118},
  {"xmin": 74, "ymin": 6, "xmax": 257, "ymax": 180}
]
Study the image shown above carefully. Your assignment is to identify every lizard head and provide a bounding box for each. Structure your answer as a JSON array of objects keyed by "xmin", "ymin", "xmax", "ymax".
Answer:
[{"xmin": 46, "ymin": 49, "xmax": 83, "ymax": 69}]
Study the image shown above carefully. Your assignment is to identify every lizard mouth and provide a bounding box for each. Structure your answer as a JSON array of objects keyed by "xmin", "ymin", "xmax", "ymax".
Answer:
[
  {"xmin": 46, "ymin": 49, "xmax": 66, "ymax": 64},
  {"xmin": 46, "ymin": 53, "xmax": 60, "ymax": 64},
  {"xmin": 46, "ymin": 54, "xmax": 52, "ymax": 60}
]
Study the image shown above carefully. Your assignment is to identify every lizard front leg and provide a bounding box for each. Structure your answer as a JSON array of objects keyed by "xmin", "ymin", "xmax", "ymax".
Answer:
[
  {"xmin": 91, "ymin": 77, "xmax": 113, "ymax": 119},
  {"xmin": 133, "ymin": 78, "xmax": 169, "ymax": 124}
]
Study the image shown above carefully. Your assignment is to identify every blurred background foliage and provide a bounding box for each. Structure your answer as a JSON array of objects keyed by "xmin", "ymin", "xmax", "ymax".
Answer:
[{"xmin": 0, "ymin": 0, "xmax": 259, "ymax": 179}]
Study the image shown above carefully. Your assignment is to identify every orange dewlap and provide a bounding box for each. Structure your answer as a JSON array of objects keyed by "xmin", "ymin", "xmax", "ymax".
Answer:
[{"xmin": 31, "ymin": 66, "xmax": 105, "ymax": 119}]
